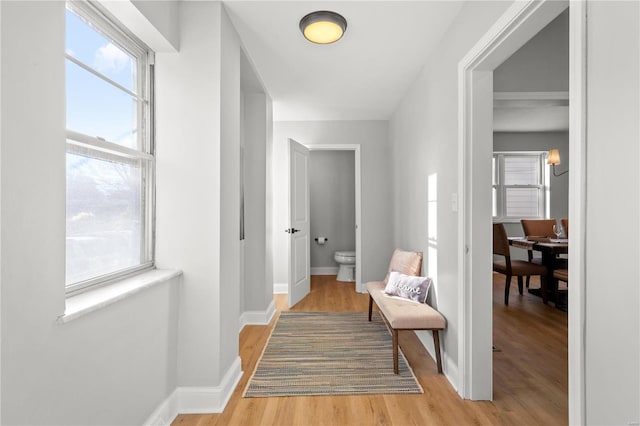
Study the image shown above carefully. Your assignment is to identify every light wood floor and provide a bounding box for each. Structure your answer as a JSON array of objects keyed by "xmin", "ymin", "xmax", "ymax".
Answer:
[{"xmin": 173, "ymin": 274, "xmax": 567, "ymax": 425}]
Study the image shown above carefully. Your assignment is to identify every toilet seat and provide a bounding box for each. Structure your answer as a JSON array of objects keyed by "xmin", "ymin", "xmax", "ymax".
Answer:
[{"xmin": 335, "ymin": 251, "xmax": 355, "ymax": 258}]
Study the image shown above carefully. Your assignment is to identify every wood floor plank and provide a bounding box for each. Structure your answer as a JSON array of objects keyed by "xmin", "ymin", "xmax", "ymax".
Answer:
[{"xmin": 173, "ymin": 274, "xmax": 567, "ymax": 425}]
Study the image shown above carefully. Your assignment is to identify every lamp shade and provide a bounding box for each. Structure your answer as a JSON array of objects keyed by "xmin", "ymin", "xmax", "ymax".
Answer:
[
  {"xmin": 299, "ymin": 11, "xmax": 347, "ymax": 44},
  {"xmin": 547, "ymin": 149, "xmax": 561, "ymax": 165}
]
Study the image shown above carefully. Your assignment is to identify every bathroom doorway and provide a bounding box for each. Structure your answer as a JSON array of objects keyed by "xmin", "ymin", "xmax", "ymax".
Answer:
[{"xmin": 307, "ymin": 145, "xmax": 362, "ymax": 292}]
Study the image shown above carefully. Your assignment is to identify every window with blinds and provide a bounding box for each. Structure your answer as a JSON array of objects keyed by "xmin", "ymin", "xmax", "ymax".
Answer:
[{"xmin": 493, "ymin": 152, "xmax": 548, "ymax": 221}]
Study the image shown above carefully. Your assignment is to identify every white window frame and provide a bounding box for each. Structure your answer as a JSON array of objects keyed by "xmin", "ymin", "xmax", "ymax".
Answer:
[
  {"xmin": 65, "ymin": 1, "xmax": 155, "ymax": 295},
  {"xmin": 492, "ymin": 151, "xmax": 549, "ymax": 222}
]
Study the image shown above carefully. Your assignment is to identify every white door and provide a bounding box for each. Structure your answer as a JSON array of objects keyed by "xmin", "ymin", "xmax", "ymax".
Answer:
[{"xmin": 287, "ymin": 139, "xmax": 310, "ymax": 307}]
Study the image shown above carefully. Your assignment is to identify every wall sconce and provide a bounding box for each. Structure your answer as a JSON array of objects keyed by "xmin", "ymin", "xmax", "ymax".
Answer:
[{"xmin": 547, "ymin": 148, "xmax": 568, "ymax": 177}]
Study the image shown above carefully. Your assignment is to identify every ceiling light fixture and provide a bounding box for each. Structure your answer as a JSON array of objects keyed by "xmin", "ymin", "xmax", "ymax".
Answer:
[{"xmin": 299, "ymin": 11, "xmax": 347, "ymax": 44}]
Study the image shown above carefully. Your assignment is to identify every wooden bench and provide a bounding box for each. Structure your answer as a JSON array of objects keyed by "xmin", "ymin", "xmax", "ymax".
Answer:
[
  {"xmin": 367, "ymin": 282, "xmax": 446, "ymax": 374},
  {"xmin": 365, "ymin": 249, "xmax": 446, "ymax": 375}
]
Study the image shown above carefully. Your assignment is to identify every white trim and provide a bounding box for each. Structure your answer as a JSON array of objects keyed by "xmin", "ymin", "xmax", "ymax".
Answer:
[
  {"xmin": 310, "ymin": 266, "xmax": 339, "ymax": 275},
  {"xmin": 493, "ymin": 91, "xmax": 569, "ymax": 110},
  {"xmin": 96, "ymin": 0, "xmax": 179, "ymax": 53},
  {"xmin": 273, "ymin": 282, "xmax": 288, "ymax": 294},
  {"xmin": 567, "ymin": 1, "xmax": 587, "ymax": 424},
  {"xmin": 65, "ymin": 54, "xmax": 142, "ymax": 101},
  {"xmin": 239, "ymin": 300, "xmax": 276, "ymax": 332},
  {"xmin": 306, "ymin": 144, "xmax": 363, "ymax": 292},
  {"xmin": 58, "ymin": 269, "xmax": 182, "ymax": 323},
  {"xmin": 493, "ymin": 91, "xmax": 569, "ymax": 101},
  {"xmin": 144, "ymin": 357, "xmax": 243, "ymax": 425},
  {"xmin": 0, "ymin": 3, "xmax": 3, "ymax": 420},
  {"xmin": 67, "ymin": 131, "xmax": 154, "ymax": 161},
  {"xmin": 458, "ymin": 0, "xmax": 572, "ymax": 401},
  {"xmin": 143, "ymin": 389, "xmax": 178, "ymax": 426}
]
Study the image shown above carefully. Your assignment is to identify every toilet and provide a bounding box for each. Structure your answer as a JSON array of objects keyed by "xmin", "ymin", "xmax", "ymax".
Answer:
[{"xmin": 334, "ymin": 251, "xmax": 356, "ymax": 282}]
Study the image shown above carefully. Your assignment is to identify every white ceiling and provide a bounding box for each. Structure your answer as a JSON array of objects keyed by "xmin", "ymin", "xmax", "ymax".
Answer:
[{"xmin": 225, "ymin": 1, "xmax": 464, "ymax": 121}]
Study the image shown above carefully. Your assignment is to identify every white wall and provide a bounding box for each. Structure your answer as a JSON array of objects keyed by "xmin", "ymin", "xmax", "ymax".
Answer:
[
  {"xmin": 584, "ymin": 2, "xmax": 639, "ymax": 424},
  {"xmin": 309, "ymin": 151, "xmax": 356, "ymax": 269},
  {"xmin": 1, "ymin": 2, "xmax": 180, "ymax": 424},
  {"xmin": 131, "ymin": 0, "xmax": 180, "ymax": 50},
  {"xmin": 219, "ymin": 4, "xmax": 242, "ymax": 379},
  {"xmin": 273, "ymin": 121, "xmax": 392, "ymax": 288},
  {"xmin": 390, "ymin": 2, "xmax": 640, "ymax": 422},
  {"xmin": 100, "ymin": 0, "xmax": 179, "ymax": 53},
  {"xmin": 389, "ymin": 0, "xmax": 512, "ymax": 390},
  {"xmin": 156, "ymin": 0, "xmax": 225, "ymax": 387},
  {"xmin": 156, "ymin": 0, "xmax": 247, "ymax": 389}
]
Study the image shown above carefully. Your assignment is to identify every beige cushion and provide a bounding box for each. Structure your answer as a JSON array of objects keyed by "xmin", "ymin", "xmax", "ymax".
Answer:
[
  {"xmin": 367, "ymin": 281, "xmax": 446, "ymax": 330},
  {"xmin": 383, "ymin": 249, "xmax": 423, "ymax": 284}
]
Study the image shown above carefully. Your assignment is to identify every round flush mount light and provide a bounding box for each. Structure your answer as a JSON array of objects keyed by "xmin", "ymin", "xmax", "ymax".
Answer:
[{"xmin": 299, "ymin": 11, "xmax": 347, "ymax": 44}]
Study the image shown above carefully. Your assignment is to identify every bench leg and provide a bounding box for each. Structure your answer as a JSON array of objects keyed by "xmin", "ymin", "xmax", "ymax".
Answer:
[
  {"xmin": 368, "ymin": 295, "xmax": 373, "ymax": 321},
  {"xmin": 392, "ymin": 329, "xmax": 399, "ymax": 374},
  {"xmin": 433, "ymin": 330, "xmax": 443, "ymax": 374}
]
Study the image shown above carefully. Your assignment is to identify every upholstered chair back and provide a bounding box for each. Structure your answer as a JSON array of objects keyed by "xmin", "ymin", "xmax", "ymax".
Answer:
[
  {"xmin": 493, "ymin": 223, "xmax": 511, "ymax": 257},
  {"xmin": 520, "ymin": 219, "xmax": 557, "ymax": 237}
]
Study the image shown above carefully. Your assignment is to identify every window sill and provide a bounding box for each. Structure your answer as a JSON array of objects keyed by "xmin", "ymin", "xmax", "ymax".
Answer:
[{"xmin": 58, "ymin": 268, "xmax": 182, "ymax": 324}]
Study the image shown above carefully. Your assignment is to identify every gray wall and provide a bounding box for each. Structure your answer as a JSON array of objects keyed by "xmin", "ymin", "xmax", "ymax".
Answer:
[
  {"xmin": 494, "ymin": 8, "xmax": 569, "ymax": 92},
  {"xmin": 492, "ymin": 8, "xmax": 569, "ymax": 257},
  {"xmin": 241, "ymin": 90, "xmax": 274, "ymax": 312},
  {"xmin": 309, "ymin": 151, "xmax": 355, "ymax": 269},
  {"xmin": 272, "ymin": 121, "xmax": 393, "ymax": 287},
  {"xmin": 493, "ymin": 132, "xmax": 569, "ymax": 260}
]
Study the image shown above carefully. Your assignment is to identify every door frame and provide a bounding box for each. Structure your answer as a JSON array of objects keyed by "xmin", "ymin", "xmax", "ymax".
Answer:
[
  {"xmin": 306, "ymin": 144, "xmax": 363, "ymax": 292},
  {"xmin": 457, "ymin": 0, "xmax": 586, "ymax": 423}
]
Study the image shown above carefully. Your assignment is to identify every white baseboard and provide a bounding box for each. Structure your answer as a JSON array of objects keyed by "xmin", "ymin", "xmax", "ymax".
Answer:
[
  {"xmin": 310, "ymin": 267, "xmax": 338, "ymax": 275},
  {"xmin": 414, "ymin": 330, "xmax": 459, "ymax": 395},
  {"xmin": 143, "ymin": 356, "xmax": 243, "ymax": 425},
  {"xmin": 273, "ymin": 282, "xmax": 288, "ymax": 294},
  {"xmin": 239, "ymin": 300, "xmax": 276, "ymax": 332}
]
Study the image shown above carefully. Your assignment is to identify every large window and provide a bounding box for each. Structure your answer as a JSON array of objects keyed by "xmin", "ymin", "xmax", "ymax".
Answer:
[
  {"xmin": 65, "ymin": 2, "xmax": 154, "ymax": 294},
  {"xmin": 493, "ymin": 152, "xmax": 548, "ymax": 221}
]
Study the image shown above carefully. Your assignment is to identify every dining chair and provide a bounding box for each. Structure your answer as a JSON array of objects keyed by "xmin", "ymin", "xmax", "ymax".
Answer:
[
  {"xmin": 561, "ymin": 218, "xmax": 569, "ymax": 237},
  {"xmin": 553, "ymin": 268, "xmax": 569, "ymax": 308},
  {"xmin": 493, "ymin": 223, "xmax": 547, "ymax": 305},
  {"xmin": 520, "ymin": 219, "xmax": 557, "ymax": 288}
]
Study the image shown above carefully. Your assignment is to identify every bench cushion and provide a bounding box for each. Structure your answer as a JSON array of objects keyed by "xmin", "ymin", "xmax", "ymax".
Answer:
[
  {"xmin": 383, "ymin": 249, "xmax": 423, "ymax": 284},
  {"xmin": 367, "ymin": 281, "xmax": 446, "ymax": 330}
]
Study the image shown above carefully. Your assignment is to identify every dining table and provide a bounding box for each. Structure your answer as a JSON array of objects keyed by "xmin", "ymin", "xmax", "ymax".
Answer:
[{"xmin": 508, "ymin": 237, "xmax": 568, "ymax": 307}]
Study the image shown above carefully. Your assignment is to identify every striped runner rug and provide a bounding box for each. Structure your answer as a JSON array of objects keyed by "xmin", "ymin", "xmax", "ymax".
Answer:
[{"xmin": 243, "ymin": 311, "xmax": 423, "ymax": 397}]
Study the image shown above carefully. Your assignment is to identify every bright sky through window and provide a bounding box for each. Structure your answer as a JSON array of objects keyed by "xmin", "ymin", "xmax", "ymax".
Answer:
[
  {"xmin": 65, "ymin": 3, "xmax": 153, "ymax": 292},
  {"xmin": 66, "ymin": 9, "xmax": 138, "ymax": 148}
]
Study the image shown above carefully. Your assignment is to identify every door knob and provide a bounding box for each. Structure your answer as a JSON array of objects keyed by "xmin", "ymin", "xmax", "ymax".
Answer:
[{"xmin": 285, "ymin": 228, "xmax": 301, "ymax": 234}]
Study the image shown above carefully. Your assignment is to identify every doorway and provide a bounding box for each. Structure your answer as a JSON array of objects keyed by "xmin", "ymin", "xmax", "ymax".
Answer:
[
  {"xmin": 457, "ymin": 0, "xmax": 586, "ymax": 422},
  {"xmin": 307, "ymin": 145, "xmax": 362, "ymax": 291}
]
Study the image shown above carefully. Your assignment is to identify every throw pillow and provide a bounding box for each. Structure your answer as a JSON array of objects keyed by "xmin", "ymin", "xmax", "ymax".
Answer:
[{"xmin": 383, "ymin": 271, "xmax": 432, "ymax": 304}]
